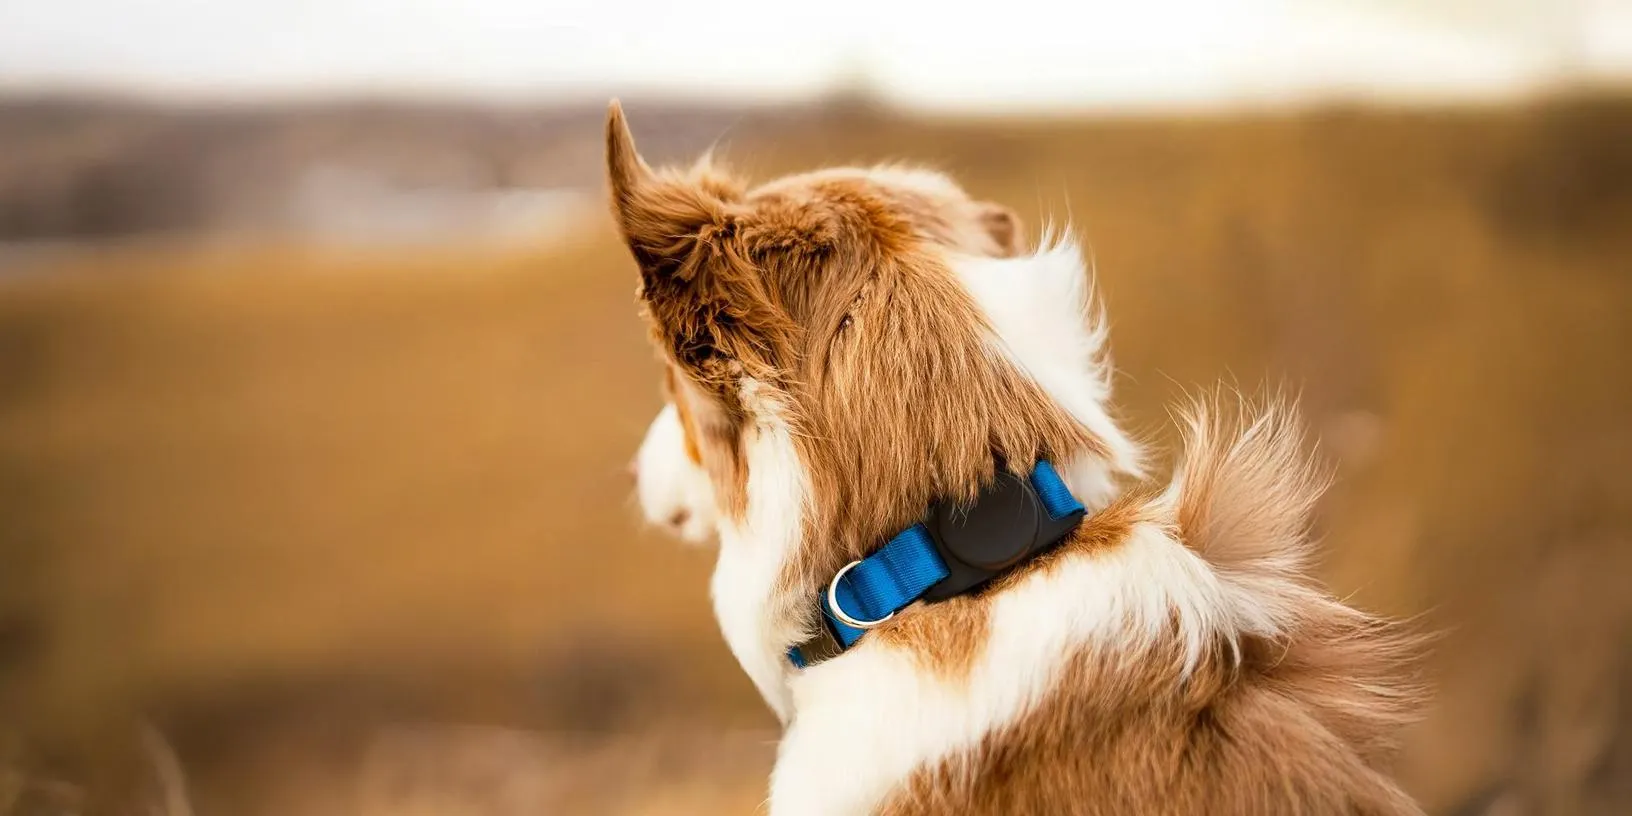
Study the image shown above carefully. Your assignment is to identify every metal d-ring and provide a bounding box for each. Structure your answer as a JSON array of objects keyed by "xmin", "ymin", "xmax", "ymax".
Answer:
[{"xmin": 827, "ymin": 559, "xmax": 895, "ymax": 629}]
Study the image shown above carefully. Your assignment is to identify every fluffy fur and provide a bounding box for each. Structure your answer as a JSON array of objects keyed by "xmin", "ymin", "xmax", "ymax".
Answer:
[
  {"xmin": 870, "ymin": 398, "xmax": 1426, "ymax": 815},
  {"xmin": 633, "ymin": 402, "xmax": 716, "ymax": 543},
  {"xmin": 608, "ymin": 100, "xmax": 1424, "ymax": 814}
]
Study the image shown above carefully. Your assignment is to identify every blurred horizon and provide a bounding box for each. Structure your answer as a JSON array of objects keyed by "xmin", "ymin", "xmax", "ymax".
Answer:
[{"xmin": 2, "ymin": 0, "xmax": 1631, "ymax": 112}]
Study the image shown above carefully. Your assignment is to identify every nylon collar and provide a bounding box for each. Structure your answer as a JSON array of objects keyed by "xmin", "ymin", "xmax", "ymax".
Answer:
[{"xmin": 788, "ymin": 460, "xmax": 1085, "ymax": 669}]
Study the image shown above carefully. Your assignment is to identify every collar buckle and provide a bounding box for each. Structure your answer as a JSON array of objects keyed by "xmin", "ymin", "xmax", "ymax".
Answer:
[{"xmin": 827, "ymin": 560, "xmax": 896, "ymax": 629}]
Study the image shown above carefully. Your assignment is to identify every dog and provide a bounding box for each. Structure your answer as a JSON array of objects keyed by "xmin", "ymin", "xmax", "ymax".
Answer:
[{"xmin": 611, "ymin": 101, "xmax": 1424, "ymax": 815}]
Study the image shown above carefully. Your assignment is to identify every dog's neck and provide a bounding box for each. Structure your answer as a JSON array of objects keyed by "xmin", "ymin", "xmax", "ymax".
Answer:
[
  {"xmin": 710, "ymin": 402, "xmax": 813, "ymax": 721},
  {"xmin": 708, "ymin": 241, "xmax": 1143, "ymax": 722}
]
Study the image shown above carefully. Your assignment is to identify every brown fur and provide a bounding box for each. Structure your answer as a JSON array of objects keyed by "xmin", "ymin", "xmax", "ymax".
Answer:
[
  {"xmin": 608, "ymin": 102, "xmax": 1424, "ymax": 813},
  {"xmin": 661, "ymin": 365, "xmax": 704, "ymax": 466},
  {"xmin": 879, "ymin": 398, "xmax": 1426, "ymax": 815}
]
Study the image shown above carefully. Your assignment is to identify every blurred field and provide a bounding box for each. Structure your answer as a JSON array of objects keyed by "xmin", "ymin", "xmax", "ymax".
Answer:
[{"xmin": 2, "ymin": 96, "xmax": 1631, "ymax": 814}]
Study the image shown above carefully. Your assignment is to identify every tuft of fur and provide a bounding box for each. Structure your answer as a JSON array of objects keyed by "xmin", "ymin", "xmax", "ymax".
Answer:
[
  {"xmin": 1166, "ymin": 392, "xmax": 1331, "ymax": 641},
  {"xmin": 1170, "ymin": 394, "xmax": 1430, "ymax": 769}
]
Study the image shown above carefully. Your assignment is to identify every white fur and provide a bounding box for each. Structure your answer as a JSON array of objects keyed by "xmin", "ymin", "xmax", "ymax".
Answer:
[
  {"xmin": 770, "ymin": 523, "xmax": 1237, "ymax": 815},
  {"xmin": 951, "ymin": 238, "xmax": 1144, "ymax": 510},
  {"xmin": 633, "ymin": 404, "xmax": 717, "ymax": 543},
  {"xmin": 710, "ymin": 378, "xmax": 809, "ymax": 723}
]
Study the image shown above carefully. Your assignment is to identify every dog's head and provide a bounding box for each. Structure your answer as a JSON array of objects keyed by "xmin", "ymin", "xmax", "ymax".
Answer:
[{"xmin": 611, "ymin": 101, "xmax": 1139, "ymax": 590}]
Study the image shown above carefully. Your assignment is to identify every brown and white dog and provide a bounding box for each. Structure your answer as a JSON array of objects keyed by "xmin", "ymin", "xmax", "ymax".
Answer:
[{"xmin": 612, "ymin": 102, "xmax": 1424, "ymax": 815}]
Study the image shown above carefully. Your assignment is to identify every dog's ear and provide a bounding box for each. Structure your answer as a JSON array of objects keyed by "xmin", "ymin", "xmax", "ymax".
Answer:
[
  {"xmin": 978, "ymin": 203, "xmax": 1024, "ymax": 257},
  {"xmin": 606, "ymin": 101, "xmax": 796, "ymax": 394},
  {"xmin": 606, "ymin": 100, "xmax": 736, "ymax": 283}
]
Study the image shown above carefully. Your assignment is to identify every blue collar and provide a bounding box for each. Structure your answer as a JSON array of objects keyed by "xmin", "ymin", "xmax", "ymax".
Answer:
[{"xmin": 788, "ymin": 460, "xmax": 1085, "ymax": 668}]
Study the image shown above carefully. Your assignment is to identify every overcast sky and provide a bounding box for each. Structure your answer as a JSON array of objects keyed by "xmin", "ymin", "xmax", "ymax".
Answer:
[{"xmin": 1, "ymin": 0, "xmax": 1629, "ymax": 111}]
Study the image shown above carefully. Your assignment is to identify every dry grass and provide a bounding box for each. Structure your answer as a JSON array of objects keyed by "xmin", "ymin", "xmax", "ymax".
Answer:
[{"xmin": 2, "ymin": 96, "xmax": 1631, "ymax": 814}]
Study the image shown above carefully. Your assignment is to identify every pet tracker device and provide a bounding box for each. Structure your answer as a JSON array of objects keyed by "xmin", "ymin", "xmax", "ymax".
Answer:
[
  {"xmin": 921, "ymin": 467, "xmax": 1085, "ymax": 601},
  {"xmin": 789, "ymin": 461, "xmax": 1086, "ymax": 668}
]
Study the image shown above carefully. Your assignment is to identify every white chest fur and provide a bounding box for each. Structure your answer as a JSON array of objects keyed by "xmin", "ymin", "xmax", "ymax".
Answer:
[{"xmin": 710, "ymin": 404, "xmax": 808, "ymax": 723}]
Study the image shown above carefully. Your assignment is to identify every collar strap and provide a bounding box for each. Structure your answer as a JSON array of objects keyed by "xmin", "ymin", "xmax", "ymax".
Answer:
[{"xmin": 788, "ymin": 460, "xmax": 1085, "ymax": 669}]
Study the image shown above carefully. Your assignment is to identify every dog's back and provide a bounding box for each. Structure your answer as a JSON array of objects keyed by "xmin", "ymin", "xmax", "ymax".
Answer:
[{"xmin": 864, "ymin": 399, "xmax": 1425, "ymax": 815}]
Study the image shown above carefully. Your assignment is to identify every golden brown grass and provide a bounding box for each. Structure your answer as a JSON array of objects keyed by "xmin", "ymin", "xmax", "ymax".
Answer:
[{"xmin": 2, "ymin": 95, "xmax": 1630, "ymax": 814}]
